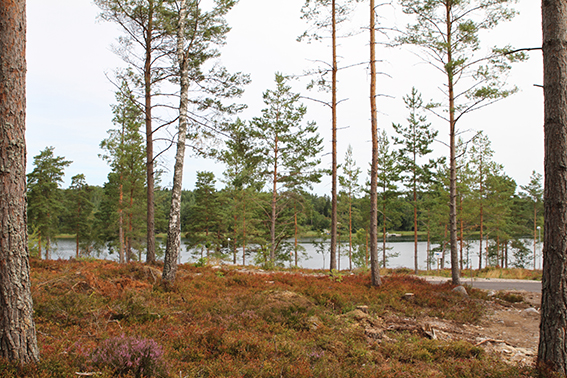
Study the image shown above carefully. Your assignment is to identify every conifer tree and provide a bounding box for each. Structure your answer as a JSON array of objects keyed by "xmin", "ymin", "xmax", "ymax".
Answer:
[
  {"xmin": 393, "ymin": 87, "xmax": 438, "ymax": 274},
  {"xmin": 27, "ymin": 147, "xmax": 72, "ymax": 259},
  {"xmin": 398, "ymin": 0, "xmax": 526, "ymax": 284},
  {"xmin": 67, "ymin": 174, "xmax": 95, "ymax": 258},
  {"xmin": 339, "ymin": 145, "xmax": 362, "ymax": 270},
  {"xmin": 299, "ymin": 0, "xmax": 360, "ymax": 272},
  {"xmin": 100, "ymin": 82, "xmax": 147, "ymax": 263},
  {"xmin": 0, "ymin": 0, "xmax": 39, "ymax": 361},
  {"xmin": 520, "ymin": 171, "xmax": 543, "ymax": 270},
  {"xmin": 250, "ymin": 74, "xmax": 323, "ymax": 264},
  {"xmin": 375, "ymin": 130, "xmax": 401, "ymax": 268}
]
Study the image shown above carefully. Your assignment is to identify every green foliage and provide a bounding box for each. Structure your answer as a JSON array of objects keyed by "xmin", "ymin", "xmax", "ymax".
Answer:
[{"xmin": 27, "ymin": 146, "xmax": 72, "ymax": 259}]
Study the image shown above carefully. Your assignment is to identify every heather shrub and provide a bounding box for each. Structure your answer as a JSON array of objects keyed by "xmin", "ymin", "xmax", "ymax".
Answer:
[{"xmin": 91, "ymin": 335, "xmax": 167, "ymax": 378}]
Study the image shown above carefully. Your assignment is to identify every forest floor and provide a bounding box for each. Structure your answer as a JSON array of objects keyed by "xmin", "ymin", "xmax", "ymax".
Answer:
[{"xmin": 1, "ymin": 260, "xmax": 549, "ymax": 378}]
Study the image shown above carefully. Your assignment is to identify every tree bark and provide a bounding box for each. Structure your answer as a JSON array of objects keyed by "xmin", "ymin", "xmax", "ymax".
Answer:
[
  {"xmin": 162, "ymin": 0, "xmax": 189, "ymax": 282},
  {"xmin": 145, "ymin": 0, "xmax": 156, "ymax": 264},
  {"xmin": 270, "ymin": 134, "xmax": 278, "ymax": 263},
  {"xmin": 446, "ymin": 2, "xmax": 461, "ymax": 286},
  {"xmin": 0, "ymin": 0, "xmax": 40, "ymax": 362},
  {"xmin": 538, "ymin": 0, "xmax": 567, "ymax": 373},
  {"xmin": 369, "ymin": 0, "xmax": 381, "ymax": 286},
  {"xmin": 330, "ymin": 0, "xmax": 338, "ymax": 272}
]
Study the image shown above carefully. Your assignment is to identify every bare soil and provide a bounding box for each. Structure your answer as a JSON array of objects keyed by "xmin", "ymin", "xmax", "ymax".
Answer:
[{"xmin": 347, "ymin": 289, "xmax": 541, "ymax": 365}]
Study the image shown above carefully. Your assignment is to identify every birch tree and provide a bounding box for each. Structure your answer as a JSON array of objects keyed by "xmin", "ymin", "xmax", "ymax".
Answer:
[{"xmin": 162, "ymin": 0, "xmax": 248, "ymax": 281}]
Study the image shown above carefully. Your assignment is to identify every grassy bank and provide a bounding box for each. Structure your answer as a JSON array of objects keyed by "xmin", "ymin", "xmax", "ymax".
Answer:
[{"xmin": 0, "ymin": 259, "xmax": 546, "ymax": 377}]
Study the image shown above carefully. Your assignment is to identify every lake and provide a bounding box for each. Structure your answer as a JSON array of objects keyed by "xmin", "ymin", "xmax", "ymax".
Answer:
[{"xmin": 48, "ymin": 236, "xmax": 543, "ymax": 271}]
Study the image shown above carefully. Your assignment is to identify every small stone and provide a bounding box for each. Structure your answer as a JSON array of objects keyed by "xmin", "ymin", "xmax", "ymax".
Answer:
[
  {"xmin": 452, "ymin": 286, "xmax": 468, "ymax": 296},
  {"xmin": 523, "ymin": 307, "xmax": 539, "ymax": 316},
  {"xmin": 357, "ymin": 305, "xmax": 369, "ymax": 313}
]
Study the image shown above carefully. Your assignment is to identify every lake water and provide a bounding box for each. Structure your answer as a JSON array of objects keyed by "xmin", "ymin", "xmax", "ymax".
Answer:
[{"xmin": 49, "ymin": 236, "xmax": 544, "ymax": 271}]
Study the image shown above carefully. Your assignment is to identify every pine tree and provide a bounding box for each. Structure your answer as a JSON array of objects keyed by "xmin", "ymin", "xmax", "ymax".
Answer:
[
  {"xmin": 27, "ymin": 147, "xmax": 72, "ymax": 259},
  {"xmin": 67, "ymin": 174, "xmax": 95, "ymax": 258},
  {"xmin": 339, "ymin": 145, "xmax": 362, "ymax": 270},
  {"xmin": 0, "ymin": 0, "xmax": 39, "ymax": 361},
  {"xmin": 393, "ymin": 87, "xmax": 439, "ymax": 274},
  {"xmin": 375, "ymin": 130, "xmax": 401, "ymax": 268},
  {"xmin": 99, "ymin": 82, "xmax": 147, "ymax": 263},
  {"xmin": 520, "ymin": 171, "xmax": 543, "ymax": 270},
  {"xmin": 398, "ymin": 0, "xmax": 527, "ymax": 284},
  {"xmin": 250, "ymin": 73, "xmax": 323, "ymax": 264}
]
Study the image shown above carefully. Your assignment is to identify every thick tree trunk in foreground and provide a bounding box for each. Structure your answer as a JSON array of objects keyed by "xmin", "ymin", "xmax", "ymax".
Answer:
[
  {"xmin": 539, "ymin": 0, "xmax": 567, "ymax": 373},
  {"xmin": 0, "ymin": 0, "xmax": 40, "ymax": 363},
  {"xmin": 369, "ymin": 0, "xmax": 381, "ymax": 286}
]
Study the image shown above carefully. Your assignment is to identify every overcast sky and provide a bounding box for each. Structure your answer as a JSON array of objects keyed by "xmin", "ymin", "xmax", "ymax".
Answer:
[{"xmin": 26, "ymin": 0, "xmax": 543, "ymax": 194}]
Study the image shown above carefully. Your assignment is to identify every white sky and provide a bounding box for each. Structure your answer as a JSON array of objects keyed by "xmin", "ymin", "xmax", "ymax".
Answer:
[{"xmin": 26, "ymin": 0, "xmax": 543, "ymax": 194}]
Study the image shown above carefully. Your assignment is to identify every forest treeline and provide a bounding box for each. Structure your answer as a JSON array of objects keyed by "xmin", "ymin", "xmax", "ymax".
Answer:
[{"xmin": 27, "ymin": 131, "xmax": 543, "ymax": 271}]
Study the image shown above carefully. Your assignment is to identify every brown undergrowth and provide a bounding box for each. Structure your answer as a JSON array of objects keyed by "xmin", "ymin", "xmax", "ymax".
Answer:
[{"xmin": 0, "ymin": 259, "xmax": 542, "ymax": 377}]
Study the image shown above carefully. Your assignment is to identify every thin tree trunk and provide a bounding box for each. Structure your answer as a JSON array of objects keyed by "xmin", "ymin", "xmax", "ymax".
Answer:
[
  {"xmin": 369, "ymin": 0, "xmax": 381, "ymax": 285},
  {"xmin": 242, "ymin": 189, "xmax": 246, "ymax": 265},
  {"xmin": 330, "ymin": 0, "xmax": 338, "ymax": 272},
  {"xmin": 539, "ymin": 0, "xmax": 567, "ymax": 372},
  {"xmin": 145, "ymin": 0, "xmax": 156, "ymax": 264},
  {"xmin": 76, "ymin": 203, "xmax": 81, "ymax": 258},
  {"xmin": 413, "ymin": 171, "xmax": 418, "ymax": 274},
  {"xmin": 446, "ymin": 2, "xmax": 460, "ymax": 285},
  {"xmin": 534, "ymin": 202, "xmax": 537, "ymax": 270},
  {"xmin": 479, "ymin": 156, "xmax": 484, "ymax": 270},
  {"xmin": 0, "ymin": 0, "xmax": 39, "ymax": 361},
  {"xmin": 118, "ymin": 176, "xmax": 125, "ymax": 264},
  {"xmin": 163, "ymin": 0, "xmax": 189, "ymax": 282},
  {"xmin": 270, "ymin": 134, "xmax": 278, "ymax": 263},
  {"xmin": 460, "ymin": 195, "xmax": 464, "ymax": 270},
  {"xmin": 349, "ymin": 192, "xmax": 353, "ymax": 271},
  {"xmin": 294, "ymin": 203, "xmax": 298, "ymax": 267}
]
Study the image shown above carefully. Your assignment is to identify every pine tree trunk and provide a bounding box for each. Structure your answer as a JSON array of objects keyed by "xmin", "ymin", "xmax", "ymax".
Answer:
[
  {"xmin": 0, "ymin": 0, "xmax": 39, "ymax": 362},
  {"xmin": 413, "ymin": 174, "xmax": 418, "ymax": 274},
  {"xmin": 349, "ymin": 193, "xmax": 352, "ymax": 271},
  {"xmin": 330, "ymin": 0, "xmax": 338, "ymax": 272},
  {"xmin": 534, "ymin": 202, "xmax": 537, "ymax": 270},
  {"xmin": 446, "ymin": 2, "xmax": 460, "ymax": 285},
  {"xmin": 538, "ymin": 0, "xmax": 567, "ymax": 373},
  {"xmin": 242, "ymin": 189, "xmax": 247, "ymax": 265},
  {"xmin": 163, "ymin": 0, "xmax": 189, "ymax": 282},
  {"xmin": 119, "ymin": 177, "xmax": 125, "ymax": 264},
  {"xmin": 369, "ymin": 0, "xmax": 381, "ymax": 285},
  {"xmin": 270, "ymin": 135, "xmax": 278, "ymax": 263}
]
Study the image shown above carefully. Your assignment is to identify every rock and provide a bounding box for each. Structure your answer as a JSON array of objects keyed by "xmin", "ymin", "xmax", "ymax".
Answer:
[
  {"xmin": 452, "ymin": 286, "xmax": 468, "ymax": 296},
  {"xmin": 308, "ymin": 316, "xmax": 321, "ymax": 331},
  {"xmin": 523, "ymin": 307, "xmax": 540, "ymax": 317},
  {"xmin": 357, "ymin": 305, "xmax": 369, "ymax": 313}
]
